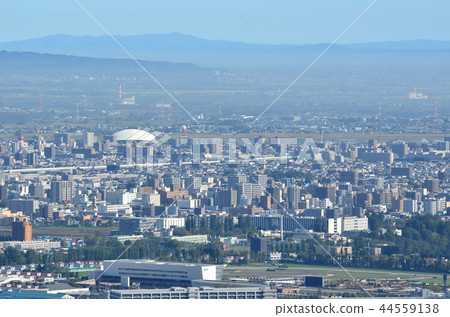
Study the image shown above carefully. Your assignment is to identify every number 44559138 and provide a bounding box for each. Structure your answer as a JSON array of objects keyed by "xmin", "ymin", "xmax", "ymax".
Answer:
[{"xmin": 379, "ymin": 303, "xmax": 439, "ymax": 314}]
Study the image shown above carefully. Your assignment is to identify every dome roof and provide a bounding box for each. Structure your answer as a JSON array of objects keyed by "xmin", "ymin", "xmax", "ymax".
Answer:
[{"xmin": 113, "ymin": 129, "xmax": 156, "ymax": 142}]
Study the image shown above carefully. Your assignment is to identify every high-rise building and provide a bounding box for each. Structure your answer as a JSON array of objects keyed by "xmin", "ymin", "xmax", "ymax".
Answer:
[
  {"xmin": 12, "ymin": 218, "xmax": 32, "ymax": 241},
  {"xmin": 424, "ymin": 199, "xmax": 437, "ymax": 215},
  {"xmin": 216, "ymin": 188, "xmax": 237, "ymax": 208},
  {"xmin": 184, "ymin": 177, "xmax": 202, "ymax": 194},
  {"xmin": 436, "ymin": 141, "xmax": 449, "ymax": 151},
  {"xmin": 50, "ymin": 181, "xmax": 75, "ymax": 203},
  {"xmin": 339, "ymin": 170, "xmax": 359, "ymax": 185},
  {"xmin": 228, "ymin": 174, "xmax": 248, "ymax": 188},
  {"xmin": 29, "ymin": 184, "xmax": 45, "ymax": 198},
  {"xmin": 237, "ymin": 183, "xmax": 254, "ymax": 205},
  {"xmin": 39, "ymin": 204, "xmax": 56, "ymax": 219},
  {"xmin": 403, "ymin": 199, "xmax": 418, "ymax": 213},
  {"xmin": 267, "ymin": 185, "xmax": 282, "ymax": 206},
  {"xmin": 251, "ymin": 174, "xmax": 268, "ymax": 190},
  {"xmin": 287, "ymin": 186, "xmax": 301, "ymax": 209},
  {"xmin": 260, "ymin": 195, "xmax": 271, "ymax": 210},
  {"xmin": 423, "ymin": 179, "xmax": 439, "ymax": 193},
  {"xmin": 250, "ymin": 237, "xmax": 269, "ymax": 254},
  {"xmin": 26, "ymin": 152, "xmax": 37, "ymax": 166},
  {"xmin": 0, "ymin": 184, "xmax": 8, "ymax": 201},
  {"xmin": 391, "ymin": 143, "xmax": 409, "ymax": 159},
  {"xmin": 54, "ymin": 133, "xmax": 72, "ymax": 146},
  {"xmin": 83, "ymin": 132, "xmax": 95, "ymax": 147},
  {"xmin": 44, "ymin": 146, "xmax": 56, "ymax": 159},
  {"xmin": 314, "ymin": 186, "xmax": 336, "ymax": 204},
  {"xmin": 368, "ymin": 139, "xmax": 378, "ymax": 148}
]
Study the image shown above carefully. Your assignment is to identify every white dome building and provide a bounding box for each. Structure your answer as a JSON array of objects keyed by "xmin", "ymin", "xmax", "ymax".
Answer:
[{"xmin": 113, "ymin": 129, "xmax": 156, "ymax": 143}]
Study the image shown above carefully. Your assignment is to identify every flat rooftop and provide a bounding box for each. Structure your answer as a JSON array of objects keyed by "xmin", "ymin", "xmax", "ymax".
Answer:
[{"xmin": 104, "ymin": 259, "xmax": 224, "ymax": 268}]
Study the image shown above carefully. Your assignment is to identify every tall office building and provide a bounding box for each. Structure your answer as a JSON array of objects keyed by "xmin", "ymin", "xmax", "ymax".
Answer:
[
  {"xmin": 12, "ymin": 218, "xmax": 32, "ymax": 241},
  {"xmin": 0, "ymin": 184, "xmax": 8, "ymax": 201},
  {"xmin": 403, "ymin": 199, "xmax": 418, "ymax": 213},
  {"xmin": 424, "ymin": 199, "xmax": 437, "ymax": 215},
  {"xmin": 287, "ymin": 186, "xmax": 301, "ymax": 209},
  {"xmin": 83, "ymin": 132, "xmax": 95, "ymax": 147},
  {"xmin": 251, "ymin": 174, "xmax": 268, "ymax": 190},
  {"xmin": 216, "ymin": 189, "xmax": 237, "ymax": 208},
  {"xmin": 260, "ymin": 195, "xmax": 271, "ymax": 210},
  {"xmin": 423, "ymin": 179, "xmax": 439, "ymax": 193},
  {"xmin": 184, "ymin": 177, "xmax": 202, "ymax": 194},
  {"xmin": 368, "ymin": 139, "xmax": 378, "ymax": 148},
  {"xmin": 44, "ymin": 146, "xmax": 56, "ymax": 159},
  {"xmin": 54, "ymin": 133, "xmax": 72, "ymax": 146},
  {"xmin": 39, "ymin": 204, "xmax": 56, "ymax": 219},
  {"xmin": 250, "ymin": 237, "xmax": 269, "ymax": 254},
  {"xmin": 267, "ymin": 185, "xmax": 282, "ymax": 206},
  {"xmin": 314, "ymin": 185, "xmax": 336, "ymax": 204},
  {"xmin": 29, "ymin": 184, "xmax": 45, "ymax": 198},
  {"xmin": 26, "ymin": 152, "xmax": 37, "ymax": 166},
  {"xmin": 228, "ymin": 174, "xmax": 248, "ymax": 188},
  {"xmin": 50, "ymin": 181, "xmax": 75, "ymax": 203},
  {"xmin": 237, "ymin": 183, "xmax": 254, "ymax": 205},
  {"xmin": 391, "ymin": 143, "xmax": 409, "ymax": 159},
  {"xmin": 339, "ymin": 170, "xmax": 359, "ymax": 185}
]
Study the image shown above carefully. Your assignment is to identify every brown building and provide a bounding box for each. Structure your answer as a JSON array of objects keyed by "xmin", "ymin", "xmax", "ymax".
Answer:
[
  {"xmin": 159, "ymin": 190, "xmax": 190, "ymax": 204},
  {"xmin": 12, "ymin": 218, "xmax": 32, "ymax": 241}
]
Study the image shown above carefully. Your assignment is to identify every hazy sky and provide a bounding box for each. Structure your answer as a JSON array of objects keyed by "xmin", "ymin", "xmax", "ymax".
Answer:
[{"xmin": 0, "ymin": 0, "xmax": 448, "ymax": 44}]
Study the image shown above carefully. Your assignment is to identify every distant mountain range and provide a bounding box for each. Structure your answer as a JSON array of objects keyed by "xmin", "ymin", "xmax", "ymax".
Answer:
[
  {"xmin": 0, "ymin": 50, "xmax": 214, "ymax": 78},
  {"xmin": 1, "ymin": 33, "xmax": 450, "ymax": 69}
]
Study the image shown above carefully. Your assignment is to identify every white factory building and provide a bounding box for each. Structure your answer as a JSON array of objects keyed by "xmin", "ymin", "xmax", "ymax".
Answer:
[{"xmin": 93, "ymin": 260, "xmax": 226, "ymax": 287}]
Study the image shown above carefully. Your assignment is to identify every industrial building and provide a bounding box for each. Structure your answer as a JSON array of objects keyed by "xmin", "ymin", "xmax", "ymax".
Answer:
[
  {"xmin": 0, "ymin": 240, "xmax": 61, "ymax": 251},
  {"xmin": 94, "ymin": 259, "xmax": 226, "ymax": 287},
  {"xmin": 110, "ymin": 286, "xmax": 276, "ymax": 299}
]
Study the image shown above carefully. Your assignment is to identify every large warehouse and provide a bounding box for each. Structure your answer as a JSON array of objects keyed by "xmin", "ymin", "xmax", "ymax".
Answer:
[
  {"xmin": 110, "ymin": 286, "xmax": 277, "ymax": 299},
  {"xmin": 96, "ymin": 260, "xmax": 226, "ymax": 287}
]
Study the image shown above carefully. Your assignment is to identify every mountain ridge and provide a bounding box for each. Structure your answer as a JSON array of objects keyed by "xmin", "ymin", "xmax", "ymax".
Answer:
[{"xmin": 1, "ymin": 33, "xmax": 450, "ymax": 69}]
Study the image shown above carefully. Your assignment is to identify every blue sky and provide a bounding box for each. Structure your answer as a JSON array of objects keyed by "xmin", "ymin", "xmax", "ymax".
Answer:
[{"xmin": 0, "ymin": 0, "xmax": 448, "ymax": 44}]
